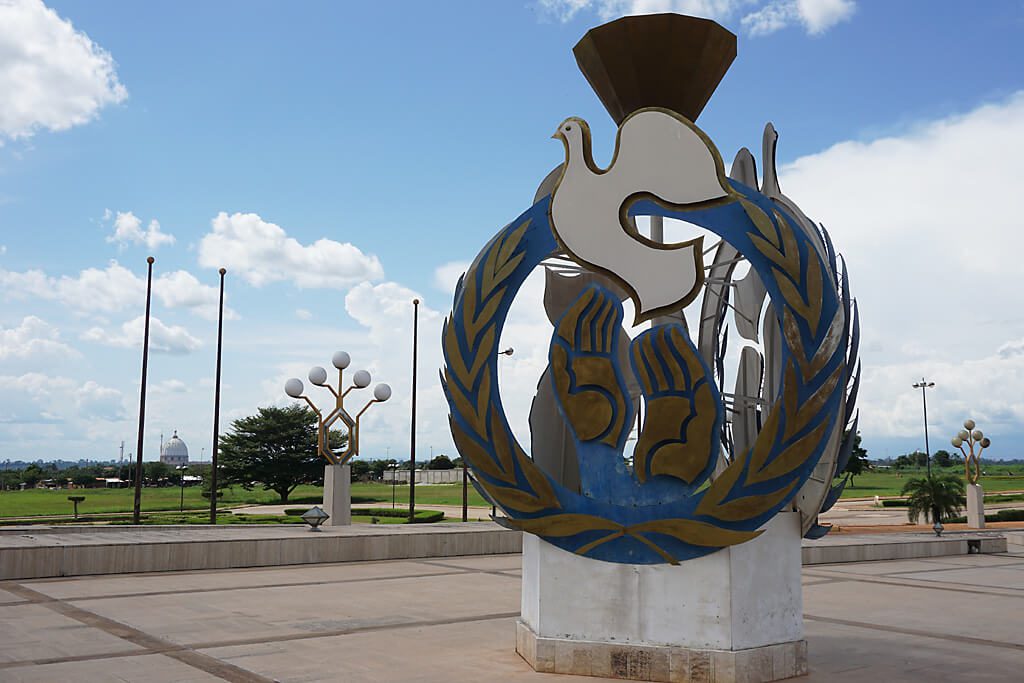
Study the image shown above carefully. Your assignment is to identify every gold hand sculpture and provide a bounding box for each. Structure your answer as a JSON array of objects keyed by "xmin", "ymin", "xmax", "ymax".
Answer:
[
  {"xmin": 550, "ymin": 287, "xmax": 631, "ymax": 449},
  {"xmin": 631, "ymin": 325, "xmax": 721, "ymax": 485}
]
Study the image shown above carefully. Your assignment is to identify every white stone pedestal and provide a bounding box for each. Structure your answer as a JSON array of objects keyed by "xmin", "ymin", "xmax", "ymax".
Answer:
[
  {"xmin": 967, "ymin": 483, "xmax": 985, "ymax": 529},
  {"xmin": 518, "ymin": 511, "xmax": 806, "ymax": 682},
  {"xmin": 323, "ymin": 464, "xmax": 351, "ymax": 526}
]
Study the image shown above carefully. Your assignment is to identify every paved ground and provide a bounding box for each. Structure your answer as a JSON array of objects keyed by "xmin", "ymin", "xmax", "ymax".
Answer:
[{"xmin": 1, "ymin": 547, "xmax": 1022, "ymax": 682}]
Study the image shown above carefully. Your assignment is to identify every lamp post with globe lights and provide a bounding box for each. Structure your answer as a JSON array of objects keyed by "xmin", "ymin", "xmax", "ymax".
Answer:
[
  {"xmin": 284, "ymin": 351, "xmax": 391, "ymax": 526},
  {"xmin": 952, "ymin": 419, "xmax": 991, "ymax": 529}
]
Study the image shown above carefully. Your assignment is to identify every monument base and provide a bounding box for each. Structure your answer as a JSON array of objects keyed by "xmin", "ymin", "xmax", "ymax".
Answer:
[
  {"xmin": 967, "ymin": 483, "xmax": 985, "ymax": 529},
  {"xmin": 323, "ymin": 464, "xmax": 351, "ymax": 526},
  {"xmin": 518, "ymin": 511, "xmax": 804, "ymax": 682},
  {"xmin": 516, "ymin": 620, "xmax": 806, "ymax": 682}
]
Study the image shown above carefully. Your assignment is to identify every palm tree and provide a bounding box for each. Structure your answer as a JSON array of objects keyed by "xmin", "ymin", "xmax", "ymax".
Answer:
[{"xmin": 901, "ymin": 473, "xmax": 965, "ymax": 524}]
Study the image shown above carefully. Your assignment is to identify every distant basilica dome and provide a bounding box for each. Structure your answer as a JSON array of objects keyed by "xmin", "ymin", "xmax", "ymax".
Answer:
[{"xmin": 160, "ymin": 431, "xmax": 189, "ymax": 466}]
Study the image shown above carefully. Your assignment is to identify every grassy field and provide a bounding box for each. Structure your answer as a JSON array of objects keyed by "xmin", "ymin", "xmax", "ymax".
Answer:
[
  {"xmin": 841, "ymin": 469, "xmax": 1024, "ymax": 498},
  {"xmin": 3, "ymin": 470, "xmax": 1023, "ymax": 519},
  {"xmin": 0, "ymin": 482, "xmax": 487, "ymax": 519}
]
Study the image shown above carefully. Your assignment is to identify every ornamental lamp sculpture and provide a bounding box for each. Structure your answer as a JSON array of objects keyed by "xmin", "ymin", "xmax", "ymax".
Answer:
[
  {"xmin": 285, "ymin": 351, "xmax": 391, "ymax": 526},
  {"xmin": 952, "ymin": 419, "xmax": 991, "ymax": 529}
]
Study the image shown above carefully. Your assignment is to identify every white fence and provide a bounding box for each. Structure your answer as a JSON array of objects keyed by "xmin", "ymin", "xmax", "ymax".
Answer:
[{"xmin": 382, "ymin": 469, "xmax": 465, "ymax": 484}]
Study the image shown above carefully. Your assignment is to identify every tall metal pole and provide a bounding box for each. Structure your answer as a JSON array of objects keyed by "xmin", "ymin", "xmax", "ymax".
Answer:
[
  {"xmin": 913, "ymin": 379, "xmax": 934, "ymax": 479},
  {"xmin": 462, "ymin": 461, "xmax": 468, "ymax": 522},
  {"xmin": 409, "ymin": 298, "xmax": 419, "ymax": 523},
  {"xmin": 209, "ymin": 268, "xmax": 226, "ymax": 524},
  {"xmin": 132, "ymin": 256, "xmax": 155, "ymax": 524}
]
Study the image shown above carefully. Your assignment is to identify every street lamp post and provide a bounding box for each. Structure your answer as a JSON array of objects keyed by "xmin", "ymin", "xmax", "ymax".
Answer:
[
  {"xmin": 209, "ymin": 268, "xmax": 227, "ymax": 524},
  {"xmin": 133, "ymin": 256, "xmax": 155, "ymax": 525},
  {"xmin": 388, "ymin": 462, "xmax": 398, "ymax": 509},
  {"xmin": 177, "ymin": 465, "xmax": 188, "ymax": 512},
  {"xmin": 409, "ymin": 298, "xmax": 419, "ymax": 524},
  {"xmin": 912, "ymin": 379, "xmax": 935, "ymax": 479},
  {"xmin": 285, "ymin": 351, "xmax": 391, "ymax": 526}
]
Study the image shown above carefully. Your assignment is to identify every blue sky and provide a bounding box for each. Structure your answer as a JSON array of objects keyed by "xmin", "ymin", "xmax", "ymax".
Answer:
[{"xmin": 1, "ymin": 0, "xmax": 1023, "ymax": 465}]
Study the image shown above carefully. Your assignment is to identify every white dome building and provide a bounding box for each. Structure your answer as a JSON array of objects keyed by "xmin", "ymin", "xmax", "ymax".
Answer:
[{"xmin": 160, "ymin": 431, "xmax": 189, "ymax": 466}]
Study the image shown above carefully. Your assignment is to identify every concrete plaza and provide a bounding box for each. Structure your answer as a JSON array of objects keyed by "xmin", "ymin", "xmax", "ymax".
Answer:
[{"xmin": 1, "ymin": 545, "xmax": 1022, "ymax": 682}]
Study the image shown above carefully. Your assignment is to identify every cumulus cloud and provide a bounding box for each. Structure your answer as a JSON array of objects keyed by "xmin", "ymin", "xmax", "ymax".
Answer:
[
  {"xmin": 433, "ymin": 260, "xmax": 470, "ymax": 295},
  {"xmin": 0, "ymin": 0, "xmax": 127, "ymax": 141},
  {"xmin": 105, "ymin": 210, "xmax": 176, "ymax": 250},
  {"xmin": 0, "ymin": 372, "xmax": 125, "ymax": 424},
  {"xmin": 742, "ymin": 0, "xmax": 854, "ymax": 36},
  {"xmin": 82, "ymin": 315, "xmax": 202, "ymax": 354},
  {"xmin": 539, "ymin": 0, "xmax": 855, "ymax": 36},
  {"xmin": 0, "ymin": 315, "xmax": 77, "ymax": 363},
  {"xmin": 295, "ymin": 308, "xmax": 312, "ymax": 320},
  {"xmin": 0, "ymin": 261, "xmax": 236, "ymax": 320},
  {"xmin": 198, "ymin": 212, "xmax": 384, "ymax": 289},
  {"xmin": 772, "ymin": 91, "xmax": 1024, "ymax": 441}
]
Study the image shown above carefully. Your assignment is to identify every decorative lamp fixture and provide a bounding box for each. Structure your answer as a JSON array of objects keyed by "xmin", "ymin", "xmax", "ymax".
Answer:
[
  {"xmin": 301, "ymin": 505, "xmax": 330, "ymax": 531},
  {"xmin": 283, "ymin": 350, "xmax": 392, "ymax": 466}
]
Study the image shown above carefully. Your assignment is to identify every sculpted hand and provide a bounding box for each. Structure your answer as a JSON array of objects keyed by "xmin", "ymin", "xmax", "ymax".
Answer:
[
  {"xmin": 631, "ymin": 325, "xmax": 722, "ymax": 485},
  {"xmin": 550, "ymin": 286, "xmax": 631, "ymax": 449}
]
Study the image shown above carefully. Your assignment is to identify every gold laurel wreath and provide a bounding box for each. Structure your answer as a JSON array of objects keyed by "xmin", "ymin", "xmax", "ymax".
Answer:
[{"xmin": 442, "ymin": 197, "xmax": 843, "ymax": 564}]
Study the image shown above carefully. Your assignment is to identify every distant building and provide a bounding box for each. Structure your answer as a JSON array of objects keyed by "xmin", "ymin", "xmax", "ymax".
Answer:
[{"xmin": 159, "ymin": 431, "xmax": 189, "ymax": 466}]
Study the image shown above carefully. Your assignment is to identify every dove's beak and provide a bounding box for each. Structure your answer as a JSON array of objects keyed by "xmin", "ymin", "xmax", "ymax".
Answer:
[{"xmin": 551, "ymin": 129, "xmax": 562, "ymax": 140}]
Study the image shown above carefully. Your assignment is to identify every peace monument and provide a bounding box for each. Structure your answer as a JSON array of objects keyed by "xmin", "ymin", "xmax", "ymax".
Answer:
[{"xmin": 443, "ymin": 13, "xmax": 860, "ymax": 682}]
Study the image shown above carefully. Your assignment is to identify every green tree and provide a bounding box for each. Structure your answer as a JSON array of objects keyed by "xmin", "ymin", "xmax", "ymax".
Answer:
[
  {"xmin": 350, "ymin": 459, "xmax": 371, "ymax": 481},
  {"xmin": 426, "ymin": 454, "xmax": 455, "ymax": 470},
  {"xmin": 218, "ymin": 405, "xmax": 343, "ymax": 503},
  {"xmin": 842, "ymin": 432, "xmax": 869, "ymax": 486},
  {"xmin": 932, "ymin": 449, "xmax": 954, "ymax": 469},
  {"xmin": 901, "ymin": 473, "xmax": 964, "ymax": 524}
]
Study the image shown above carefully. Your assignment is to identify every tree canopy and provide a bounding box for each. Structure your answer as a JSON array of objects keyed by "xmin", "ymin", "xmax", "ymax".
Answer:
[
  {"xmin": 842, "ymin": 432, "xmax": 869, "ymax": 485},
  {"xmin": 218, "ymin": 404, "xmax": 344, "ymax": 502}
]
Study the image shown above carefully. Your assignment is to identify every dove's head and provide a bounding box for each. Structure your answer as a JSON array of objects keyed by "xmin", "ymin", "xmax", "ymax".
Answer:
[{"xmin": 552, "ymin": 117, "xmax": 591, "ymax": 164}]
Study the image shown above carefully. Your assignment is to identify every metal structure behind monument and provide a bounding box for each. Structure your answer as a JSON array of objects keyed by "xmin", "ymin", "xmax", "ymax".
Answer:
[
  {"xmin": 285, "ymin": 352, "xmax": 391, "ymax": 526},
  {"xmin": 441, "ymin": 12, "xmax": 860, "ymax": 683}
]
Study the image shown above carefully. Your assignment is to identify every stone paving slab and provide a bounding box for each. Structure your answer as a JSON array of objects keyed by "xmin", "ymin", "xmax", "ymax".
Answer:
[{"xmin": 1, "ymin": 551, "xmax": 1022, "ymax": 681}]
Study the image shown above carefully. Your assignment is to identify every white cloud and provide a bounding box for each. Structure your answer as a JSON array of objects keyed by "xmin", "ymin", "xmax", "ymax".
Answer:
[
  {"xmin": 742, "ymin": 0, "xmax": 854, "ymax": 36},
  {"xmin": 0, "ymin": 315, "xmax": 77, "ymax": 363},
  {"xmin": 539, "ymin": 0, "xmax": 854, "ymax": 36},
  {"xmin": 198, "ymin": 212, "xmax": 384, "ymax": 289},
  {"xmin": 433, "ymin": 260, "xmax": 470, "ymax": 295},
  {"xmin": 105, "ymin": 211, "xmax": 176, "ymax": 250},
  {"xmin": 0, "ymin": 261, "xmax": 236, "ymax": 320},
  {"xmin": 0, "ymin": 0, "xmax": 127, "ymax": 141},
  {"xmin": 774, "ymin": 91, "xmax": 1024, "ymax": 441},
  {"xmin": 152, "ymin": 379, "xmax": 188, "ymax": 394},
  {"xmin": 0, "ymin": 372, "xmax": 125, "ymax": 424},
  {"xmin": 82, "ymin": 315, "xmax": 202, "ymax": 354},
  {"xmin": 295, "ymin": 308, "xmax": 313, "ymax": 320}
]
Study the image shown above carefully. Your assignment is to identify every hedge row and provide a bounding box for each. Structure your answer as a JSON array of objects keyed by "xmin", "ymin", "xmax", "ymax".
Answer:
[{"xmin": 946, "ymin": 508, "xmax": 1024, "ymax": 524}]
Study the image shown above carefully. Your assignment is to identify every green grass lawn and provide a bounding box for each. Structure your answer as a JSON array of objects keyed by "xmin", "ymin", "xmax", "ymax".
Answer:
[
  {"xmin": 3, "ymin": 469, "xmax": 1022, "ymax": 519},
  {"xmin": 0, "ymin": 484, "xmax": 326, "ymax": 519},
  {"xmin": 840, "ymin": 469, "xmax": 1024, "ymax": 498}
]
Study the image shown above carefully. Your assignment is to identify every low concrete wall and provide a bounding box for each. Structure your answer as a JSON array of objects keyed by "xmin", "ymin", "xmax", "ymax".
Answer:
[
  {"xmin": 0, "ymin": 526, "xmax": 1008, "ymax": 581},
  {"xmin": 0, "ymin": 523, "xmax": 521, "ymax": 580}
]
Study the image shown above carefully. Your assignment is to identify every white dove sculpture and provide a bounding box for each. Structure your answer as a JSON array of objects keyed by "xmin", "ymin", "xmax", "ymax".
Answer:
[{"xmin": 549, "ymin": 108, "xmax": 732, "ymax": 323}]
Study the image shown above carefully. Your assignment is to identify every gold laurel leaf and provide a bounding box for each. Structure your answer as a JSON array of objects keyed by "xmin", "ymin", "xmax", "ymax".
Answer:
[
  {"xmin": 508, "ymin": 514, "xmax": 624, "ymax": 536},
  {"xmin": 696, "ymin": 479, "xmax": 798, "ymax": 522},
  {"xmin": 740, "ymin": 199, "xmax": 780, "ymax": 248},
  {"xmin": 489, "ymin": 404, "xmax": 517, "ymax": 481},
  {"xmin": 449, "ymin": 416, "xmax": 512, "ymax": 484},
  {"xmin": 627, "ymin": 518, "xmax": 763, "ymax": 547},
  {"xmin": 748, "ymin": 418, "xmax": 831, "ymax": 485},
  {"xmin": 488, "ymin": 486, "xmax": 552, "ymax": 513},
  {"xmin": 443, "ymin": 322, "xmax": 473, "ymax": 388},
  {"xmin": 517, "ymin": 442, "xmax": 561, "ymax": 509},
  {"xmin": 444, "ymin": 369, "xmax": 485, "ymax": 434}
]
